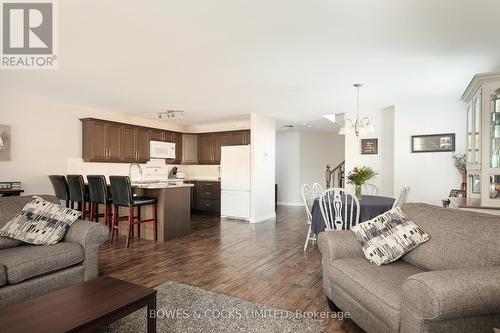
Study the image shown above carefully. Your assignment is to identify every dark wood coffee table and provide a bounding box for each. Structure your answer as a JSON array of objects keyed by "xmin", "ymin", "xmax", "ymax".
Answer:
[{"xmin": 0, "ymin": 276, "xmax": 157, "ymax": 333}]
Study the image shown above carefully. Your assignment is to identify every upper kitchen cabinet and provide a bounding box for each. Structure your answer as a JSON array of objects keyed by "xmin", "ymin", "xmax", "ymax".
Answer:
[
  {"xmin": 181, "ymin": 134, "xmax": 198, "ymax": 164},
  {"xmin": 122, "ymin": 126, "xmax": 150, "ymax": 163},
  {"xmin": 198, "ymin": 133, "xmax": 214, "ymax": 164},
  {"xmin": 212, "ymin": 132, "xmax": 231, "ymax": 163},
  {"xmin": 150, "ymin": 129, "xmax": 174, "ymax": 142},
  {"xmin": 197, "ymin": 130, "xmax": 250, "ymax": 165},
  {"xmin": 122, "ymin": 125, "xmax": 150, "ymax": 163},
  {"xmin": 229, "ymin": 130, "xmax": 251, "ymax": 145},
  {"xmin": 134, "ymin": 127, "xmax": 150, "ymax": 163},
  {"xmin": 166, "ymin": 132, "xmax": 182, "ymax": 164},
  {"xmin": 82, "ymin": 119, "xmax": 123, "ymax": 162},
  {"xmin": 81, "ymin": 118, "xmax": 149, "ymax": 163}
]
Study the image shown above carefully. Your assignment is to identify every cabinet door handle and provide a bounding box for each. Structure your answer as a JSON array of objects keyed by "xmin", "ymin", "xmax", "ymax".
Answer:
[{"xmin": 205, "ymin": 192, "xmax": 211, "ymax": 195}]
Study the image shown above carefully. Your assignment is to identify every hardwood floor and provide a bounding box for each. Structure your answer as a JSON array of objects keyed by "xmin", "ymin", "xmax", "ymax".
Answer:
[{"xmin": 99, "ymin": 206, "xmax": 363, "ymax": 333}]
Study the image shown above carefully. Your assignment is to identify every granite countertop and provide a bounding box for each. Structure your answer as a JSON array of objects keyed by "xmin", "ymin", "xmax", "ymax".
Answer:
[
  {"xmin": 131, "ymin": 183, "xmax": 195, "ymax": 189},
  {"xmin": 181, "ymin": 178, "xmax": 220, "ymax": 182}
]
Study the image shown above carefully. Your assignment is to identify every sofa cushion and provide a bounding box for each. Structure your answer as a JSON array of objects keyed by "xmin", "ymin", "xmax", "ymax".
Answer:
[
  {"xmin": 0, "ymin": 195, "xmax": 60, "ymax": 228},
  {"xmin": 331, "ymin": 257, "xmax": 424, "ymax": 332},
  {"xmin": 402, "ymin": 203, "xmax": 500, "ymax": 270},
  {"xmin": 0, "ymin": 237, "xmax": 23, "ymax": 250},
  {"xmin": 351, "ymin": 207, "xmax": 430, "ymax": 265},
  {"xmin": 0, "ymin": 265, "xmax": 6, "ymax": 287},
  {"xmin": 0, "ymin": 196, "xmax": 81, "ymax": 245},
  {"xmin": 0, "ymin": 242, "xmax": 84, "ymax": 284}
]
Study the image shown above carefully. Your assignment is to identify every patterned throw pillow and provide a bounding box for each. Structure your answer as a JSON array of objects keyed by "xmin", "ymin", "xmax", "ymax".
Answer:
[
  {"xmin": 350, "ymin": 207, "xmax": 430, "ymax": 265},
  {"xmin": 0, "ymin": 196, "xmax": 81, "ymax": 245}
]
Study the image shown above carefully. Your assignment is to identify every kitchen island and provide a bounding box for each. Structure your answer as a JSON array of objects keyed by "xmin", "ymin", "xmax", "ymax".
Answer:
[{"xmin": 116, "ymin": 183, "xmax": 194, "ymax": 241}]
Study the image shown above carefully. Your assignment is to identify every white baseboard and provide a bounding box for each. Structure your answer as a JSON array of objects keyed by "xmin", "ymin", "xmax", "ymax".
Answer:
[
  {"xmin": 277, "ymin": 201, "xmax": 304, "ymax": 207},
  {"xmin": 250, "ymin": 212, "xmax": 276, "ymax": 223}
]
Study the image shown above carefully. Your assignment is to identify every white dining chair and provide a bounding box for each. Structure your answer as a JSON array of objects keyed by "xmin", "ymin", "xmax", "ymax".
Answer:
[
  {"xmin": 319, "ymin": 188, "xmax": 360, "ymax": 231},
  {"xmin": 361, "ymin": 183, "xmax": 380, "ymax": 196},
  {"xmin": 301, "ymin": 184, "xmax": 317, "ymax": 251},
  {"xmin": 393, "ymin": 186, "xmax": 410, "ymax": 209},
  {"xmin": 312, "ymin": 183, "xmax": 324, "ymax": 198}
]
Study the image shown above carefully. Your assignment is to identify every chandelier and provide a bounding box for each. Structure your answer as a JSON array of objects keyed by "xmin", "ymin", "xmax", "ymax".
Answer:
[{"xmin": 339, "ymin": 84, "xmax": 374, "ymax": 137}]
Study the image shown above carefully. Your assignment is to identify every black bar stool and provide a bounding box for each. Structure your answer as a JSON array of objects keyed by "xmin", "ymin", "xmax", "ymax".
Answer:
[
  {"xmin": 66, "ymin": 175, "xmax": 90, "ymax": 220},
  {"xmin": 48, "ymin": 175, "xmax": 70, "ymax": 208},
  {"xmin": 87, "ymin": 175, "xmax": 113, "ymax": 229},
  {"xmin": 109, "ymin": 176, "xmax": 157, "ymax": 248}
]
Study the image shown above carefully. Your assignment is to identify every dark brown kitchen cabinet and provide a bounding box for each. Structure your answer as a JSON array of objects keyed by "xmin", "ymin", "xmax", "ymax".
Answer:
[
  {"xmin": 150, "ymin": 129, "xmax": 165, "ymax": 141},
  {"xmin": 82, "ymin": 118, "xmax": 249, "ymax": 165},
  {"xmin": 150, "ymin": 129, "xmax": 174, "ymax": 143},
  {"xmin": 122, "ymin": 126, "xmax": 136, "ymax": 162},
  {"xmin": 194, "ymin": 181, "xmax": 221, "ymax": 212},
  {"xmin": 212, "ymin": 132, "xmax": 231, "ymax": 164},
  {"xmin": 165, "ymin": 132, "xmax": 182, "ymax": 165},
  {"xmin": 229, "ymin": 130, "xmax": 250, "ymax": 145},
  {"xmin": 135, "ymin": 127, "xmax": 150, "ymax": 163},
  {"xmin": 121, "ymin": 126, "xmax": 149, "ymax": 163},
  {"xmin": 82, "ymin": 119, "xmax": 123, "ymax": 162},
  {"xmin": 198, "ymin": 134, "xmax": 214, "ymax": 164}
]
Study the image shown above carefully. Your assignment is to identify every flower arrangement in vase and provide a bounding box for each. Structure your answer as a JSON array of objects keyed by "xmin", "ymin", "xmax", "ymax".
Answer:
[{"xmin": 347, "ymin": 166, "xmax": 378, "ymax": 199}]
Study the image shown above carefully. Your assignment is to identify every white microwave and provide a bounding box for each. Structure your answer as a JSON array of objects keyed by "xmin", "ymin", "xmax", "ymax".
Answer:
[{"xmin": 150, "ymin": 141, "xmax": 176, "ymax": 159}]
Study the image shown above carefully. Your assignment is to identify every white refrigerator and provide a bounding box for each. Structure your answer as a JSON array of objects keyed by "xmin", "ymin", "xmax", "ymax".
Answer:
[{"xmin": 220, "ymin": 145, "xmax": 251, "ymax": 220}]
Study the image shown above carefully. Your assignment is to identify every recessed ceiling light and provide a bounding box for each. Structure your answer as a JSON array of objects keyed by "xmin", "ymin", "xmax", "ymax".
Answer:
[
  {"xmin": 302, "ymin": 123, "xmax": 313, "ymax": 128},
  {"xmin": 323, "ymin": 114, "xmax": 336, "ymax": 123}
]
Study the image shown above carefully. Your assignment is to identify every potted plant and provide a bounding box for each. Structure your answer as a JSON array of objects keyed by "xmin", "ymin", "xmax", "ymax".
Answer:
[
  {"xmin": 452, "ymin": 153, "xmax": 467, "ymax": 192},
  {"xmin": 347, "ymin": 166, "xmax": 378, "ymax": 198}
]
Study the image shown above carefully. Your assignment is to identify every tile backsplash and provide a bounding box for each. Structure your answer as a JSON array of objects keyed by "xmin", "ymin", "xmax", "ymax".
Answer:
[{"xmin": 66, "ymin": 158, "xmax": 219, "ymax": 182}]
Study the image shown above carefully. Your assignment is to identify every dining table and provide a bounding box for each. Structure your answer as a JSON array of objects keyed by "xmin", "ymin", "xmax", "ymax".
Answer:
[{"xmin": 311, "ymin": 194, "xmax": 395, "ymax": 233}]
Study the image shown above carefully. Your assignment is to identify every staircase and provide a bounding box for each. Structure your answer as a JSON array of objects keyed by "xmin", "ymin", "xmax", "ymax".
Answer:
[{"xmin": 327, "ymin": 161, "xmax": 345, "ymax": 188}]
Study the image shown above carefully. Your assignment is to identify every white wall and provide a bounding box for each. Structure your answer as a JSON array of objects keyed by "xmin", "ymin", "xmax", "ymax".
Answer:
[
  {"xmin": 394, "ymin": 99, "xmax": 466, "ymax": 205},
  {"xmin": 344, "ymin": 99, "xmax": 466, "ymax": 205},
  {"xmin": 275, "ymin": 130, "xmax": 345, "ymax": 206},
  {"xmin": 275, "ymin": 131, "xmax": 301, "ymax": 205},
  {"xmin": 345, "ymin": 106, "xmax": 395, "ymax": 197},
  {"xmin": 299, "ymin": 131, "xmax": 345, "ymax": 188},
  {"xmin": 250, "ymin": 113, "xmax": 276, "ymax": 223}
]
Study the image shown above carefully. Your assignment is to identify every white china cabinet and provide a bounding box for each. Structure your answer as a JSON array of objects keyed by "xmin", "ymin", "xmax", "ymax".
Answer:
[{"xmin": 462, "ymin": 72, "xmax": 500, "ymax": 206}]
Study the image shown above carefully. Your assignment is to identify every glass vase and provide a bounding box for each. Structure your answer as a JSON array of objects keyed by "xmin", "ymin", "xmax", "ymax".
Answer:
[{"xmin": 355, "ymin": 185, "xmax": 362, "ymax": 199}]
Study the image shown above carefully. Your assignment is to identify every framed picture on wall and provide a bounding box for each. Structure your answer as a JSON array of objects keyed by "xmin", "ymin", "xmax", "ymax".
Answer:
[
  {"xmin": 361, "ymin": 138, "xmax": 378, "ymax": 155},
  {"xmin": 0, "ymin": 124, "xmax": 11, "ymax": 161},
  {"xmin": 411, "ymin": 133, "xmax": 455, "ymax": 153}
]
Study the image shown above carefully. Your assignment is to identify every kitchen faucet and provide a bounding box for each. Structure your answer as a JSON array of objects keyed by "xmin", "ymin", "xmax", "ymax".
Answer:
[{"xmin": 129, "ymin": 163, "xmax": 143, "ymax": 183}]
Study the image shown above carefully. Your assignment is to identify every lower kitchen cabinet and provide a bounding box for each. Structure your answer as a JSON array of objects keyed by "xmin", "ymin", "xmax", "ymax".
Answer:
[{"xmin": 193, "ymin": 181, "xmax": 221, "ymax": 212}]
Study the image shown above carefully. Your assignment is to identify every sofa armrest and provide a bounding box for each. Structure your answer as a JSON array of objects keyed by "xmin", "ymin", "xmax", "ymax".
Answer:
[
  {"xmin": 401, "ymin": 266, "xmax": 500, "ymax": 321},
  {"xmin": 318, "ymin": 230, "xmax": 364, "ymax": 264},
  {"xmin": 63, "ymin": 220, "xmax": 109, "ymax": 280}
]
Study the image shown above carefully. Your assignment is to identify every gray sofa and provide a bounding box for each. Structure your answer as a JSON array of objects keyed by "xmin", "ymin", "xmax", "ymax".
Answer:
[
  {"xmin": 318, "ymin": 203, "xmax": 500, "ymax": 333},
  {"xmin": 0, "ymin": 195, "xmax": 109, "ymax": 308}
]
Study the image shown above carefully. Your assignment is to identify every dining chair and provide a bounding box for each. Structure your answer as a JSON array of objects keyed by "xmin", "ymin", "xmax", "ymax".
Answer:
[
  {"xmin": 312, "ymin": 183, "xmax": 324, "ymax": 198},
  {"xmin": 109, "ymin": 176, "xmax": 158, "ymax": 248},
  {"xmin": 66, "ymin": 175, "xmax": 90, "ymax": 220},
  {"xmin": 87, "ymin": 175, "xmax": 113, "ymax": 228},
  {"xmin": 301, "ymin": 184, "xmax": 316, "ymax": 251},
  {"xmin": 393, "ymin": 186, "xmax": 410, "ymax": 209},
  {"xmin": 319, "ymin": 188, "xmax": 360, "ymax": 231},
  {"xmin": 362, "ymin": 183, "xmax": 380, "ymax": 196},
  {"xmin": 48, "ymin": 175, "xmax": 70, "ymax": 208}
]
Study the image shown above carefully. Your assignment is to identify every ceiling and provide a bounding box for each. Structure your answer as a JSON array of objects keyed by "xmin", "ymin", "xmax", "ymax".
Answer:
[{"xmin": 2, "ymin": 0, "xmax": 500, "ymax": 127}]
